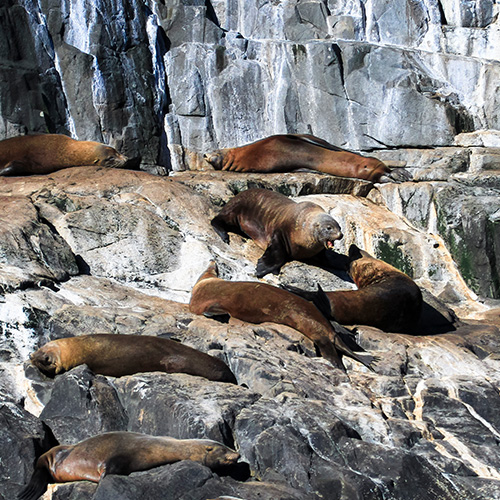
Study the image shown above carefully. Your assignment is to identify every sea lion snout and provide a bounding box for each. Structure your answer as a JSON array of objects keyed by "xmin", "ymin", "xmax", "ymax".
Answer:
[{"xmin": 315, "ymin": 215, "xmax": 343, "ymax": 249}]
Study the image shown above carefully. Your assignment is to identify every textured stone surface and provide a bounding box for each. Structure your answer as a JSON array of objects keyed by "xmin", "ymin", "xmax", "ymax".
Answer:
[
  {"xmin": 0, "ymin": 168, "xmax": 498, "ymax": 499},
  {"xmin": 2, "ymin": 1, "xmax": 500, "ymax": 499}
]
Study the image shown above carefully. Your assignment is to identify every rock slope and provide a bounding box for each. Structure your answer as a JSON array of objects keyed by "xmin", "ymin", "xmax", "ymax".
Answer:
[{"xmin": 1, "ymin": 167, "xmax": 500, "ymax": 499}]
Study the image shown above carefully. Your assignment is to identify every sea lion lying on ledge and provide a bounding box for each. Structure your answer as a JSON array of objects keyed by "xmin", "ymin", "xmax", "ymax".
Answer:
[
  {"xmin": 211, "ymin": 188, "xmax": 343, "ymax": 277},
  {"xmin": 284, "ymin": 244, "xmax": 423, "ymax": 333},
  {"xmin": 18, "ymin": 432, "xmax": 240, "ymax": 500},
  {"xmin": 30, "ymin": 334, "xmax": 236, "ymax": 383},
  {"xmin": 0, "ymin": 134, "xmax": 130, "ymax": 176},
  {"xmin": 189, "ymin": 261, "xmax": 376, "ymax": 371},
  {"xmin": 205, "ymin": 134, "xmax": 402, "ymax": 182}
]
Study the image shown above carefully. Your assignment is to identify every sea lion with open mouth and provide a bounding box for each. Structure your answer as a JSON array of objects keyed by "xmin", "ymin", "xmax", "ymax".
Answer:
[{"xmin": 211, "ymin": 188, "xmax": 343, "ymax": 277}]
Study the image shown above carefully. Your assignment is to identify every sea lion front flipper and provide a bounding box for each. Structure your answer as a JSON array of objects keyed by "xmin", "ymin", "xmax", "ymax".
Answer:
[
  {"xmin": 0, "ymin": 161, "xmax": 23, "ymax": 176},
  {"xmin": 16, "ymin": 467, "xmax": 52, "ymax": 500},
  {"xmin": 203, "ymin": 311, "xmax": 231, "ymax": 323},
  {"xmin": 280, "ymin": 284, "xmax": 317, "ymax": 301},
  {"xmin": 256, "ymin": 232, "xmax": 288, "ymax": 278},
  {"xmin": 211, "ymin": 215, "xmax": 231, "ymax": 244}
]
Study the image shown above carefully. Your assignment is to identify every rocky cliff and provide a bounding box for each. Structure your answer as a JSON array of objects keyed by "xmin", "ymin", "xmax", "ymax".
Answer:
[{"xmin": 2, "ymin": 1, "xmax": 500, "ymax": 499}]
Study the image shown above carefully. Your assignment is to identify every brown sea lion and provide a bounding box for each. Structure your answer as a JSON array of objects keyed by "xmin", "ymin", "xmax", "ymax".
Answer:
[
  {"xmin": 286, "ymin": 244, "xmax": 423, "ymax": 333},
  {"xmin": 205, "ymin": 134, "xmax": 397, "ymax": 182},
  {"xmin": 17, "ymin": 431, "xmax": 240, "ymax": 500},
  {"xmin": 0, "ymin": 134, "xmax": 129, "ymax": 176},
  {"xmin": 30, "ymin": 334, "xmax": 236, "ymax": 383},
  {"xmin": 189, "ymin": 261, "xmax": 375, "ymax": 371},
  {"xmin": 211, "ymin": 188, "xmax": 343, "ymax": 277}
]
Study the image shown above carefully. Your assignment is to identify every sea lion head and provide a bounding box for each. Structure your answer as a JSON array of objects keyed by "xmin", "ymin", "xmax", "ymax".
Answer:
[
  {"xmin": 202, "ymin": 442, "xmax": 240, "ymax": 469},
  {"xmin": 313, "ymin": 213, "xmax": 343, "ymax": 250},
  {"xmin": 204, "ymin": 151, "xmax": 224, "ymax": 170},
  {"xmin": 93, "ymin": 144, "xmax": 129, "ymax": 168},
  {"xmin": 30, "ymin": 343, "xmax": 63, "ymax": 376}
]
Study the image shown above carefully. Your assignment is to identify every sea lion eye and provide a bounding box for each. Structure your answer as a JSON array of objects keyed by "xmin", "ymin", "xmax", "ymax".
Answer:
[
  {"xmin": 93, "ymin": 159, "xmax": 99, "ymax": 164},
  {"xmin": 206, "ymin": 446, "xmax": 214, "ymax": 452}
]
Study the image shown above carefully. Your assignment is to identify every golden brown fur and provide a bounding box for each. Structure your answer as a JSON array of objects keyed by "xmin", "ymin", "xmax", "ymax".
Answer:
[
  {"xmin": 18, "ymin": 432, "xmax": 240, "ymax": 500},
  {"xmin": 0, "ymin": 134, "xmax": 128, "ymax": 176},
  {"xmin": 30, "ymin": 334, "xmax": 236, "ymax": 383},
  {"xmin": 205, "ymin": 134, "xmax": 391, "ymax": 182},
  {"xmin": 189, "ymin": 261, "xmax": 375, "ymax": 370},
  {"xmin": 211, "ymin": 188, "xmax": 342, "ymax": 277},
  {"xmin": 308, "ymin": 245, "xmax": 423, "ymax": 333}
]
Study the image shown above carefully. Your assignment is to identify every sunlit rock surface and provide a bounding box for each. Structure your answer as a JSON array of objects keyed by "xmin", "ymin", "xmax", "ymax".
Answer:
[
  {"xmin": 0, "ymin": 168, "xmax": 499, "ymax": 499},
  {"xmin": 2, "ymin": 0, "xmax": 500, "ymax": 499}
]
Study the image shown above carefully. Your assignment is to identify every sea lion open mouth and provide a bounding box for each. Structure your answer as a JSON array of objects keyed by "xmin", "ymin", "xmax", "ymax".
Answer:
[{"xmin": 326, "ymin": 240, "xmax": 335, "ymax": 249}]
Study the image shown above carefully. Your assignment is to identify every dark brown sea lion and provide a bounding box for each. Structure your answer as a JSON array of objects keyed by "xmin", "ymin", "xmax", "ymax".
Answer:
[
  {"xmin": 205, "ymin": 134, "xmax": 396, "ymax": 182},
  {"xmin": 30, "ymin": 334, "xmax": 236, "ymax": 383},
  {"xmin": 189, "ymin": 261, "xmax": 375, "ymax": 371},
  {"xmin": 286, "ymin": 244, "xmax": 423, "ymax": 333},
  {"xmin": 17, "ymin": 431, "xmax": 240, "ymax": 500},
  {"xmin": 211, "ymin": 188, "xmax": 343, "ymax": 277},
  {"xmin": 0, "ymin": 134, "xmax": 129, "ymax": 176}
]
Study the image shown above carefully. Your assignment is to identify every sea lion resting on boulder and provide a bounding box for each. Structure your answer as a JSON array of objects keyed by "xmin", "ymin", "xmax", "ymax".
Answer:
[
  {"xmin": 189, "ymin": 261, "xmax": 375, "ymax": 371},
  {"xmin": 205, "ymin": 134, "xmax": 399, "ymax": 182},
  {"xmin": 18, "ymin": 431, "xmax": 240, "ymax": 500},
  {"xmin": 0, "ymin": 134, "xmax": 130, "ymax": 176},
  {"xmin": 286, "ymin": 244, "xmax": 423, "ymax": 333},
  {"xmin": 30, "ymin": 334, "xmax": 236, "ymax": 383},
  {"xmin": 211, "ymin": 188, "xmax": 343, "ymax": 277}
]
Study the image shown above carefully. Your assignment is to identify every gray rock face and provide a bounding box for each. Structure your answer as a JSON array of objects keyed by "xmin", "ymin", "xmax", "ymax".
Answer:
[{"xmin": 2, "ymin": 1, "xmax": 500, "ymax": 499}]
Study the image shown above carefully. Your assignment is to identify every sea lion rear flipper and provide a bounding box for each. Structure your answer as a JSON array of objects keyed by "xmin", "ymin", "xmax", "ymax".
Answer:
[
  {"xmin": 280, "ymin": 284, "xmax": 317, "ymax": 301},
  {"xmin": 256, "ymin": 233, "xmax": 287, "ymax": 278},
  {"xmin": 312, "ymin": 284, "xmax": 333, "ymax": 319},
  {"xmin": 17, "ymin": 467, "xmax": 51, "ymax": 500}
]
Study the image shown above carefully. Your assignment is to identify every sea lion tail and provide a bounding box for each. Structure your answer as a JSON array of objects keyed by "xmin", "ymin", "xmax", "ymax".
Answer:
[{"xmin": 17, "ymin": 467, "xmax": 51, "ymax": 500}]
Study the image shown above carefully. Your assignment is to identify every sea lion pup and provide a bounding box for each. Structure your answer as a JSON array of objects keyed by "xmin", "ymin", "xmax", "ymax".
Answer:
[
  {"xmin": 189, "ymin": 261, "xmax": 375, "ymax": 371},
  {"xmin": 205, "ymin": 134, "xmax": 395, "ymax": 182},
  {"xmin": 17, "ymin": 431, "xmax": 240, "ymax": 500},
  {"xmin": 211, "ymin": 188, "xmax": 343, "ymax": 277},
  {"xmin": 0, "ymin": 134, "xmax": 129, "ymax": 176},
  {"xmin": 30, "ymin": 334, "xmax": 236, "ymax": 383},
  {"xmin": 286, "ymin": 244, "xmax": 423, "ymax": 333}
]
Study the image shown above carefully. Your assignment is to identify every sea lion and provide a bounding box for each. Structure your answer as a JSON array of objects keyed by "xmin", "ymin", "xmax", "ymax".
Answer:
[
  {"xmin": 211, "ymin": 188, "xmax": 343, "ymax": 277},
  {"xmin": 0, "ymin": 134, "xmax": 129, "ymax": 176},
  {"xmin": 205, "ymin": 134, "xmax": 396, "ymax": 182},
  {"xmin": 17, "ymin": 431, "xmax": 240, "ymax": 500},
  {"xmin": 30, "ymin": 334, "xmax": 236, "ymax": 383},
  {"xmin": 286, "ymin": 244, "xmax": 423, "ymax": 333},
  {"xmin": 189, "ymin": 261, "xmax": 375, "ymax": 371}
]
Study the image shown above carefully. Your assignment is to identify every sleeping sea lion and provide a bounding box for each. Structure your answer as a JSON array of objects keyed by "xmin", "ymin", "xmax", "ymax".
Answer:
[
  {"xmin": 211, "ymin": 188, "xmax": 343, "ymax": 277},
  {"xmin": 285, "ymin": 244, "xmax": 423, "ymax": 333},
  {"xmin": 0, "ymin": 134, "xmax": 129, "ymax": 176},
  {"xmin": 189, "ymin": 261, "xmax": 375, "ymax": 371},
  {"xmin": 17, "ymin": 431, "xmax": 240, "ymax": 500},
  {"xmin": 205, "ymin": 134, "xmax": 397, "ymax": 182},
  {"xmin": 30, "ymin": 334, "xmax": 236, "ymax": 383}
]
